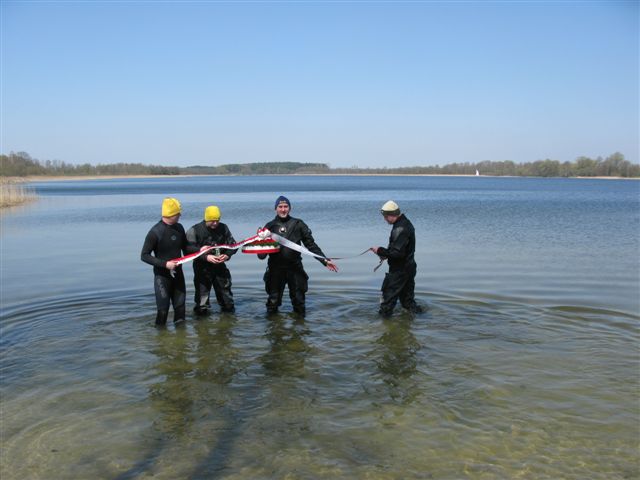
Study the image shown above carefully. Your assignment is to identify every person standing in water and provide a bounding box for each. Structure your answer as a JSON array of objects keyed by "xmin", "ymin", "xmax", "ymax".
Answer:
[
  {"xmin": 141, "ymin": 197, "xmax": 188, "ymax": 326},
  {"xmin": 186, "ymin": 205, "xmax": 236, "ymax": 314},
  {"xmin": 371, "ymin": 200, "xmax": 424, "ymax": 317},
  {"xmin": 258, "ymin": 195, "xmax": 338, "ymax": 316}
]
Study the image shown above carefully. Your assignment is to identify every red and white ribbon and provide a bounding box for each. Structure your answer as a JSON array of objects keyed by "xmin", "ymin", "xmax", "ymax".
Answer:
[
  {"xmin": 170, "ymin": 228, "xmax": 272, "ymax": 266},
  {"xmin": 269, "ymin": 232, "xmax": 330, "ymax": 261},
  {"xmin": 269, "ymin": 232, "xmax": 371, "ymax": 262},
  {"xmin": 170, "ymin": 228, "xmax": 376, "ymax": 267}
]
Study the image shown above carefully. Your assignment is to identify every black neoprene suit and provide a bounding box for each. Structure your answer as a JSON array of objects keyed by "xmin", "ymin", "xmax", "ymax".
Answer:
[
  {"xmin": 141, "ymin": 220, "xmax": 187, "ymax": 325},
  {"xmin": 262, "ymin": 215, "xmax": 327, "ymax": 314},
  {"xmin": 376, "ymin": 214, "xmax": 419, "ymax": 316},
  {"xmin": 185, "ymin": 221, "xmax": 236, "ymax": 312}
]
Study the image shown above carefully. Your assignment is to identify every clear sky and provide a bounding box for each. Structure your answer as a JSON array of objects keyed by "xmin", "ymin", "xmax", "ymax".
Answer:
[{"xmin": 1, "ymin": 1, "xmax": 638, "ymax": 168}]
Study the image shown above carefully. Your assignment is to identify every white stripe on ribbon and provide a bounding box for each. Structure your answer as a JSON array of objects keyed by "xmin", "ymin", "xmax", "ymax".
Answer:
[
  {"xmin": 270, "ymin": 233, "xmax": 373, "ymax": 262},
  {"xmin": 269, "ymin": 232, "xmax": 329, "ymax": 261}
]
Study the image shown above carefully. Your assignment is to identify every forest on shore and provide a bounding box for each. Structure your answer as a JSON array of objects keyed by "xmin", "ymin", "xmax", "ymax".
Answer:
[{"xmin": 1, "ymin": 151, "xmax": 638, "ymax": 178}]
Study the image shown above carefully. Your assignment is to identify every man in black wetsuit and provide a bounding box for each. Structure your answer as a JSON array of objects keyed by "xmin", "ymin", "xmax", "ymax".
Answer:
[
  {"xmin": 186, "ymin": 205, "xmax": 236, "ymax": 314},
  {"xmin": 371, "ymin": 200, "xmax": 424, "ymax": 317},
  {"xmin": 141, "ymin": 197, "xmax": 188, "ymax": 326},
  {"xmin": 258, "ymin": 195, "xmax": 338, "ymax": 316}
]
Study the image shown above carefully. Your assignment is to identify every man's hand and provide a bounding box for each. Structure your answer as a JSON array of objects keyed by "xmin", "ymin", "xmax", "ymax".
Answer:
[
  {"xmin": 166, "ymin": 260, "xmax": 178, "ymax": 271},
  {"xmin": 370, "ymin": 247, "xmax": 380, "ymax": 255},
  {"xmin": 325, "ymin": 260, "xmax": 338, "ymax": 272},
  {"xmin": 210, "ymin": 254, "xmax": 229, "ymax": 264}
]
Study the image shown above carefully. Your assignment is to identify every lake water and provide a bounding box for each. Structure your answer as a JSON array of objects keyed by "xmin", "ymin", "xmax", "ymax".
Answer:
[{"xmin": 1, "ymin": 175, "xmax": 638, "ymax": 479}]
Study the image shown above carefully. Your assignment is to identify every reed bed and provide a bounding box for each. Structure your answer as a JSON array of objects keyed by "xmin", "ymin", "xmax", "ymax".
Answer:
[{"xmin": 0, "ymin": 178, "xmax": 36, "ymax": 208}]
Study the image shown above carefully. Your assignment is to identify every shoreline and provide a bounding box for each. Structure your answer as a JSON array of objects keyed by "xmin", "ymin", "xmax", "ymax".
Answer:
[{"xmin": 7, "ymin": 173, "xmax": 639, "ymax": 183}]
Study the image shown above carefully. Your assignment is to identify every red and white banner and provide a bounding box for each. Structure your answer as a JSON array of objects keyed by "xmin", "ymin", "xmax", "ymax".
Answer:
[
  {"xmin": 170, "ymin": 228, "xmax": 273, "ymax": 266},
  {"xmin": 170, "ymin": 228, "xmax": 375, "ymax": 267}
]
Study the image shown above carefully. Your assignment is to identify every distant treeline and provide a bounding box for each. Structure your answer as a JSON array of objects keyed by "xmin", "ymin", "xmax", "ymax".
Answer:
[
  {"xmin": 334, "ymin": 153, "xmax": 639, "ymax": 177},
  {"xmin": 182, "ymin": 162, "xmax": 330, "ymax": 175},
  {"xmin": 1, "ymin": 151, "xmax": 638, "ymax": 178},
  {"xmin": 0, "ymin": 152, "xmax": 182, "ymax": 176}
]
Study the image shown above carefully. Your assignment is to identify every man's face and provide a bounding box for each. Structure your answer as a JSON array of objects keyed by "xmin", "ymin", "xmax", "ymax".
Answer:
[
  {"xmin": 206, "ymin": 220, "xmax": 219, "ymax": 229},
  {"xmin": 276, "ymin": 202, "xmax": 290, "ymax": 218},
  {"xmin": 164, "ymin": 213, "xmax": 181, "ymax": 225},
  {"xmin": 383, "ymin": 213, "xmax": 398, "ymax": 224}
]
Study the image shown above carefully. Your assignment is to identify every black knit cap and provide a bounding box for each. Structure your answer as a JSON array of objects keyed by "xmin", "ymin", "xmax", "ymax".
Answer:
[{"xmin": 275, "ymin": 195, "xmax": 291, "ymax": 209}]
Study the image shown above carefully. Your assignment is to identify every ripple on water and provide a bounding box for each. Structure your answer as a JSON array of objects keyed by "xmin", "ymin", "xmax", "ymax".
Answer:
[{"xmin": 0, "ymin": 287, "xmax": 638, "ymax": 479}]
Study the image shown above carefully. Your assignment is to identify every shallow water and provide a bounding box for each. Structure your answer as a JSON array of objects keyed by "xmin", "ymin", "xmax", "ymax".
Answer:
[{"xmin": 1, "ymin": 176, "xmax": 638, "ymax": 479}]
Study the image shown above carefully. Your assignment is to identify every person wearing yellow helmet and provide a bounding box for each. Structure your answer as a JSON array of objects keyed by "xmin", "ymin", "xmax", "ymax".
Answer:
[
  {"xmin": 370, "ymin": 200, "xmax": 424, "ymax": 317},
  {"xmin": 185, "ymin": 205, "xmax": 237, "ymax": 314},
  {"xmin": 141, "ymin": 197, "xmax": 187, "ymax": 326}
]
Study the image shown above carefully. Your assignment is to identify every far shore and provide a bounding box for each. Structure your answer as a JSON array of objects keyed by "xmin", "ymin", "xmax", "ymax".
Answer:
[{"xmin": 6, "ymin": 173, "xmax": 639, "ymax": 183}]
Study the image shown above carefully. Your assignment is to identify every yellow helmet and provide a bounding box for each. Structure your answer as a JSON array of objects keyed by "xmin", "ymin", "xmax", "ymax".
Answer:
[
  {"xmin": 204, "ymin": 205, "xmax": 221, "ymax": 221},
  {"xmin": 161, "ymin": 197, "xmax": 181, "ymax": 217}
]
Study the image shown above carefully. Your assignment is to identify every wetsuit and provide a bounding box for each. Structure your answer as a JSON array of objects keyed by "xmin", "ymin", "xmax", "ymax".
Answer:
[
  {"xmin": 261, "ymin": 215, "xmax": 328, "ymax": 315},
  {"xmin": 141, "ymin": 220, "xmax": 187, "ymax": 325},
  {"xmin": 376, "ymin": 214, "xmax": 421, "ymax": 316},
  {"xmin": 186, "ymin": 221, "xmax": 236, "ymax": 313}
]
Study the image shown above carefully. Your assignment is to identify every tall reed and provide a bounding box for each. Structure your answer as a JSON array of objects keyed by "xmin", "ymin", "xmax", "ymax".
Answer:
[{"xmin": 0, "ymin": 178, "xmax": 36, "ymax": 208}]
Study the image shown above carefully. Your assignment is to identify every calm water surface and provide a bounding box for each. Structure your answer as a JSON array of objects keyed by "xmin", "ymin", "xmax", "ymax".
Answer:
[{"xmin": 1, "ymin": 176, "xmax": 638, "ymax": 479}]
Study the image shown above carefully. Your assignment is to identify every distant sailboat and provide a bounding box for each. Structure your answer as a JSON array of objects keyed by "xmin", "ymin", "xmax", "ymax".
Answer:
[{"xmin": 475, "ymin": 169, "xmax": 480, "ymax": 176}]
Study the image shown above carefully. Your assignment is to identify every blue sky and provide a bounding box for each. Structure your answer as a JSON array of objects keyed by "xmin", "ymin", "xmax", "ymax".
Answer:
[{"xmin": 1, "ymin": 1, "xmax": 638, "ymax": 168}]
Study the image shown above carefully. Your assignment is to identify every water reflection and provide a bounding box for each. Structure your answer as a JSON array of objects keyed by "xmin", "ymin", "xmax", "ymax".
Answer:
[
  {"xmin": 261, "ymin": 316, "xmax": 311, "ymax": 377},
  {"xmin": 140, "ymin": 317, "xmax": 248, "ymax": 478},
  {"xmin": 147, "ymin": 316, "xmax": 244, "ymax": 440},
  {"xmin": 148, "ymin": 328, "xmax": 195, "ymax": 439},
  {"xmin": 193, "ymin": 315, "xmax": 241, "ymax": 385},
  {"xmin": 374, "ymin": 318, "xmax": 422, "ymax": 404}
]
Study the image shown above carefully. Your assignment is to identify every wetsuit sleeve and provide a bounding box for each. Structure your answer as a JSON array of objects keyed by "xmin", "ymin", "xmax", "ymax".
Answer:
[
  {"xmin": 178, "ymin": 224, "xmax": 188, "ymax": 256},
  {"xmin": 223, "ymin": 225, "xmax": 237, "ymax": 258},
  {"xmin": 299, "ymin": 221, "xmax": 328, "ymax": 265},
  {"xmin": 377, "ymin": 225, "xmax": 409, "ymax": 260},
  {"xmin": 185, "ymin": 226, "xmax": 200, "ymax": 254},
  {"xmin": 141, "ymin": 228, "xmax": 166, "ymax": 268}
]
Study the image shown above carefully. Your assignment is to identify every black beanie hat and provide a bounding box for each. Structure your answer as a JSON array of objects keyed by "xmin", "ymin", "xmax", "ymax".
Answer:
[{"xmin": 275, "ymin": 195, "xmax": 291, "ymax": 209}]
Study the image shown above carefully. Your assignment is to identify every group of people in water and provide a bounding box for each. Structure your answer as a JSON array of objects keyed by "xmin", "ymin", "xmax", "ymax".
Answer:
[{"xmin": 141, "ymin": 195, "xmax": 422, "ymax": 326}]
